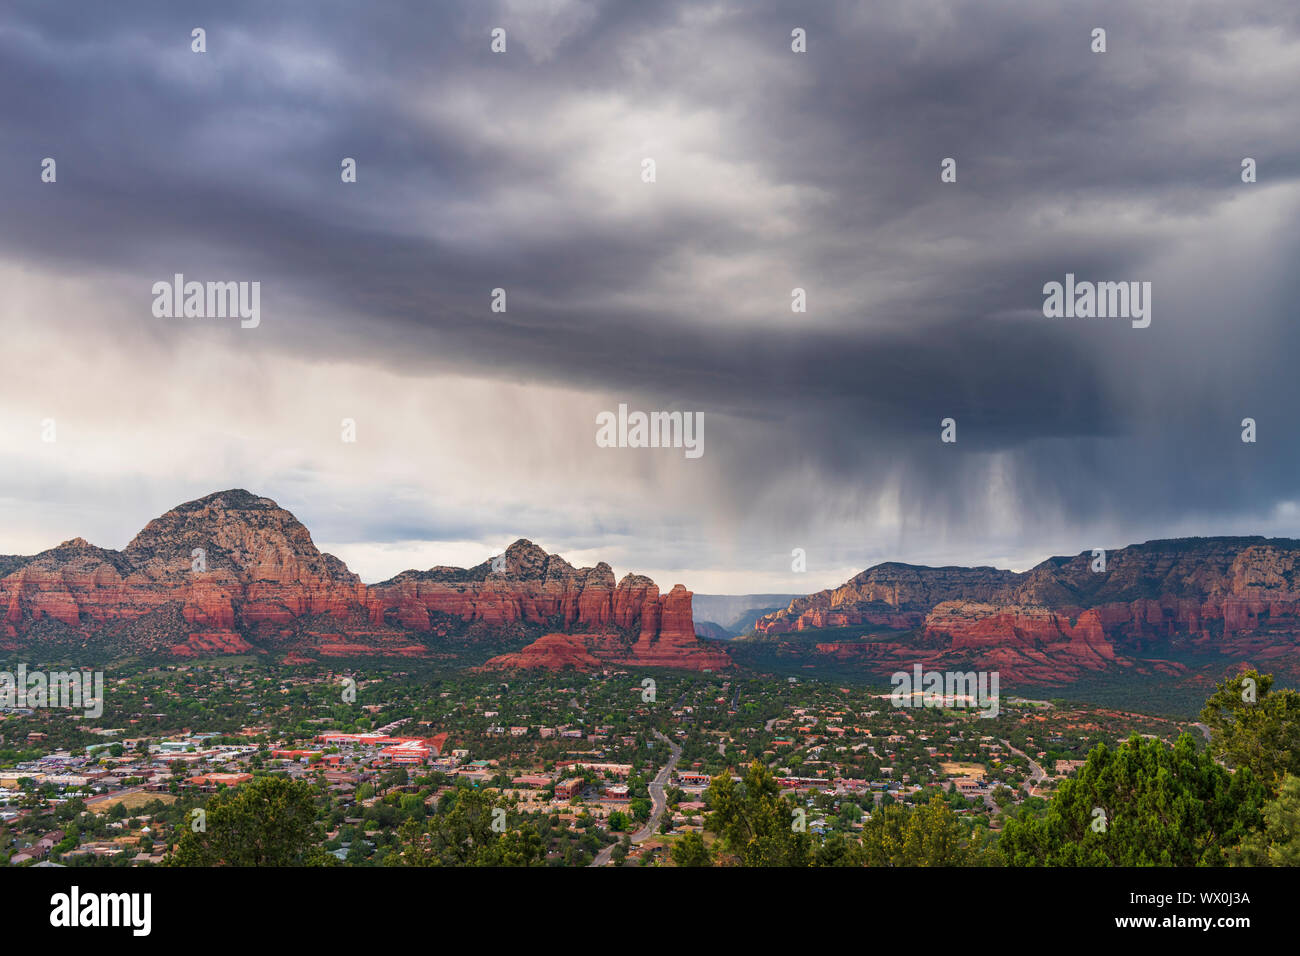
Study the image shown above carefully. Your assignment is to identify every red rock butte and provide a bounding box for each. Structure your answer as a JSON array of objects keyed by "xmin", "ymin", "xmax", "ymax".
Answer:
[
  {"xmin": 0, "ymin": 489, "xmax": 729, "ymax": 671},
  {"xmin": 750, "ymin": 539, "xmax": 1300, "ymax": 684}
]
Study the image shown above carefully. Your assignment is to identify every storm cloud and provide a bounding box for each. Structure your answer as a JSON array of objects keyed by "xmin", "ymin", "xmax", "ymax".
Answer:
[{"xmin": 3, "ymin": 0, "xmax": 1300, "ymax": 592}]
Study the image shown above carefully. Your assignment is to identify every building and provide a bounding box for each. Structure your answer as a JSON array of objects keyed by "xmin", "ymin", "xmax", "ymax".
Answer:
[
  {"xmin": 271, "ymin": 749, "xmax": 321, "ymax": 761},
  {"xmin": 556, "ymin": 761, "xmax": 632, "ymax": 778},
  {"xmin": 555, "ymin": 777, "xmax": 584, "ymax": 800},
  {"xmin": 512, "ymin": 774, "xmax": 555, "ymax": 789},
  {"xmin": 380, "ymin": 741, "xmax": 432, "ymax": 765},
  {"xmin": 316, "ymin": 733, "xmax": 445, "ymax": 757},
  {"xmin": 184, "ymin": 773, "xmax": 253, "ymax": 789}
]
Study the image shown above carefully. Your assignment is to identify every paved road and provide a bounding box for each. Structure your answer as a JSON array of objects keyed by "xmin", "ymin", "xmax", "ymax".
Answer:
[
  {"xmin": 1192, "ymin": 721, "xmax": 1212, "ymax": 743},
  {"xmin": 762, "ymin": 717, "xmax": 784, "ymax": 766},
  {"xmin": 591, "ymin": 730, "xmax": 682, "ymax": 867},
  {"xmin": 1001, "ymin": 738, "xmax": 1047, "ymax": 796}
]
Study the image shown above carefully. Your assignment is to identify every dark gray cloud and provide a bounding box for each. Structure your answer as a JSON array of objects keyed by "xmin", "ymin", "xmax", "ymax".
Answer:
[{"xmin": 3, "ymin": 0, "xmax": 1300, "ymax": 587}]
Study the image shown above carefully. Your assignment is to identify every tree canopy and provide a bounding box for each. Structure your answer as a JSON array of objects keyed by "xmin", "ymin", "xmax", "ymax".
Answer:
[
  {"xmin": 167, "ymin": 776, "xmax": 327, "ymax": 867},
  {"xmin": 999, "ymin": 733, "xmax": 1267, "ymax": 866}
]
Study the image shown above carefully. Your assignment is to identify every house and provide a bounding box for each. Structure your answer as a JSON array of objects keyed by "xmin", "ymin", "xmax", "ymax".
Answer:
[{"xmin": 34, "ymin": 831, "xmax": 65, "ymax": 855}]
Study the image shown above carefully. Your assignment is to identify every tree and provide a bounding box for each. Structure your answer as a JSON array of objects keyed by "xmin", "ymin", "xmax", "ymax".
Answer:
[
  {"xmin": 1200, "ymin": 670, "xmax": 1300, "ymax": 791},
  {"xmin": 399, "ymin": 793, "xmax": 426, "ymax": 817},
  {"xmin": 671, "ymin": 831, "xmax": 712, "ymax": 867},
  {"xmin": 167, "ymin": 776, "xmax": 325, "ymax": 866},
  {"xmin": 705, "ymin": 760, "xmax": 810, "ymax": 866},
  {"xmin": 629, "ymin": 797, "xmax": 652, "ymax": 823},
  {"xmin": 859, "ymin": 795, "xmax": 969, "ymax": 866},
  {"xmin": 394, "ymin": 788, "xmax": 543, "ymax": 867},
  {"xmin": 999, "ymin": 734, "xmax": 1267, "ymax": 866},
  {"xmin": 812, "ymin": 831, "xmax": 864, "ymax": 867},
  {"xmin": 1231, "ymin": 773, "xmax": 1300, "ymax": 866}
]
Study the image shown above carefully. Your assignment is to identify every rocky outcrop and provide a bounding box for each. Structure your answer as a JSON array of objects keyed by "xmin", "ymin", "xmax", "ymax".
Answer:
[
  {"xmin": 754, "ymin": 563, "xmax": 1019, "ymax": 635},
  {"xmin": 484, "ymin": 586, "xmax": 730, "ymax": 672},
  {"xmin": 483, "ymin": 633, "xmax": 603, "ymax": 671},
  {"xmin": 0, "ymin": 490, "xmax": 727, "ymax": 670},
  {"xmin": 1, "ymin": 491, "xmax": 372, "ymax": 656},
  {"xmin": 364, "ymin": 541, "xmax": 725, "ymax": 669},
  {"xmin": 752, "ymin": 537, "xmax": 1300, "ymax": 684}
]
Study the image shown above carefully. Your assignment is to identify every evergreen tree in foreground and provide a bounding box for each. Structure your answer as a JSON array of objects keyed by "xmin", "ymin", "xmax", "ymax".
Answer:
[
  {"xmin": 999, "ymin": 733, "xmax": 1267, "ymax": 866},
  {"xmin": 1200, "ymin": 669, "xmax": 1300, "ymax": 791},
  {"xmin": 168, "ymin": 775, "xmax": 329, "ymax": 866}
]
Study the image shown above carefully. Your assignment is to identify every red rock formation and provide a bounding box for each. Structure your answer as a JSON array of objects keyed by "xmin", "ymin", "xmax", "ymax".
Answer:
[
  {"xmin": 754, "ymin": 563, "xmax": 1017, "ymax": 635},
  {"xmin": 0, "ymin": 490, "xmax": 727, "ymax": 670},
  {"xmin": 485, "ymin": 586, "xmax": 731, "ymax": 672},
  {"xmin": 485, "ymin": 633, "xmax": 603, "ymax": 671},
  {"xmin": 752, "ymin": 537, "xmax": 1300, "ymax": 684},
  {"xmin": 363, "ymin": 541, "xmax": 727, "ymax": 670}
]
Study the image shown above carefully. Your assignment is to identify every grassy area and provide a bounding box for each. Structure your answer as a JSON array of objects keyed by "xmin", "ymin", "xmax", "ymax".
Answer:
[{"xmin": 89, "ymin": 791, "xmax": 176, "ymax": 814}]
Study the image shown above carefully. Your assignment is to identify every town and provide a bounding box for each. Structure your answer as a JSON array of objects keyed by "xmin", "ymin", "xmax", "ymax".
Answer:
[{"xmin": 0, "ymin": 660, "xmax": 1195, "ymax": 866}]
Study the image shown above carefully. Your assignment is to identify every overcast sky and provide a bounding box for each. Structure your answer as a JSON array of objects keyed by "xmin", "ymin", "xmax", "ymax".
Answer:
[{"xmin": 3, "ymin": 0, "xmax": 1300, "ymax": 593}]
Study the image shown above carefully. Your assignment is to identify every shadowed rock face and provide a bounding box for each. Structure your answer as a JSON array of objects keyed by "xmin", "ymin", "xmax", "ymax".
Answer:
[
  {"xmin": 0, "ymin": 490, "xmax": 726, "ymax": 670},
  {"xmin": 753, "ymin": 538, "xmax": 1300, "ymax": 683}
]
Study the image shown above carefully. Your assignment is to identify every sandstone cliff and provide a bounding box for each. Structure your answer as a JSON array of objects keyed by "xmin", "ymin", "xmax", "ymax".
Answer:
[
  {"xmin": 0, "ymin": 490, "xmax": 726, "ymax": 670},
  {"xmin": 751, "ymin": 538, "xmax": 1300, "ymax": 683}
]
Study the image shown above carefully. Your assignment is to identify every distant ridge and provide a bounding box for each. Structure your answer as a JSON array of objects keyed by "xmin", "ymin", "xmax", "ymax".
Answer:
[
  {"xmin": 750, "ymin": 537, "xmax": 1300, "ymax": 686},
  {"xmin": 692, "ymin": 593, "xmax": 802, "ymax": 636}
]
